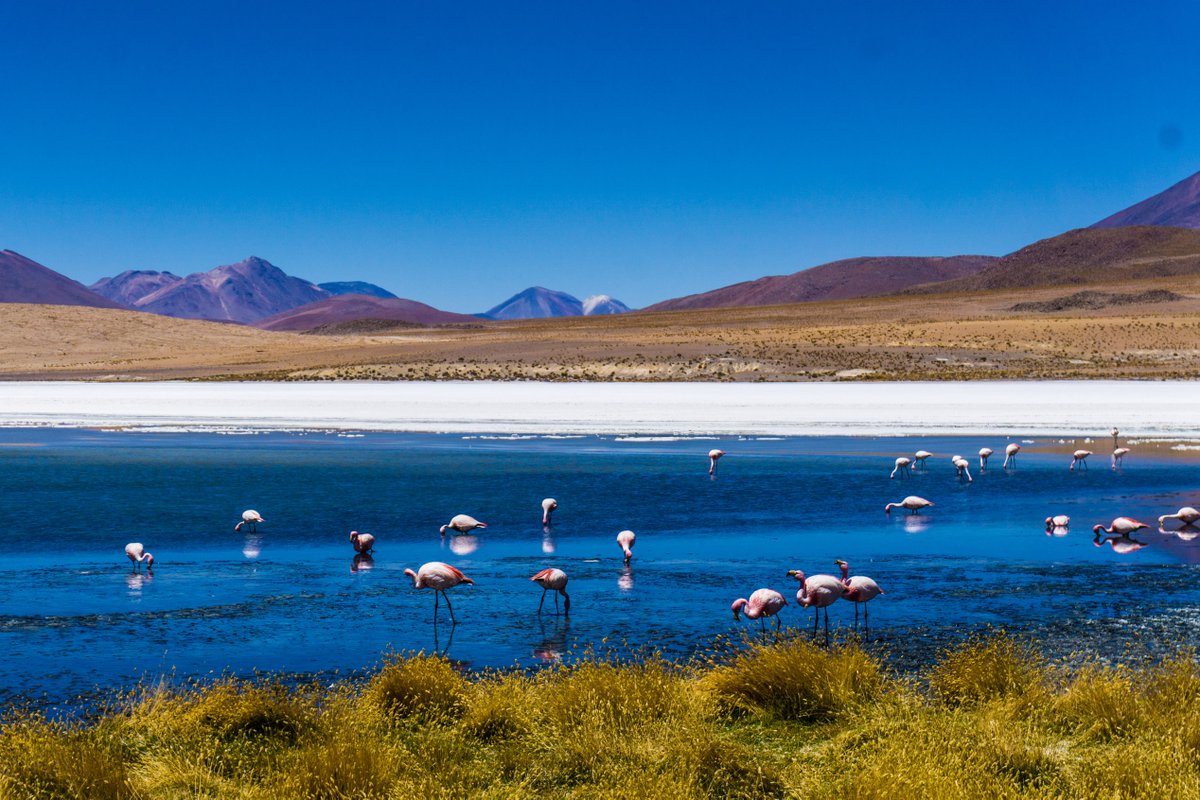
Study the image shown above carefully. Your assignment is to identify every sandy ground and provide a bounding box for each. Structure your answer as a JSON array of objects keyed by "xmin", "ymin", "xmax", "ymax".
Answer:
[
  {"xmin": 2, "ymin": 380, "xmax": 1199, "ymax": 436},
  {"xmin": 1, "ymin": 276, "xmax": 1199, "ymax": 381}
]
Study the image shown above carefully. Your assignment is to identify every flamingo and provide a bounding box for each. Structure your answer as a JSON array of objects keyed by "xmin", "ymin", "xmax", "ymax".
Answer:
[
  {"xmin": 1111, "ymin": 448, "xmax": 1130, "ymax": 469},
  {"xmin": 979, "ymin": 447, "xmax": 993, "ymax": 469},
  {"xmin": 125, "ymin": 542, "xmax": 154, "ymax": 570},
  {"xmin": 1158, "ymin": 507, "xmax": 1200, "ymax": 529},
  {"xmin": 1003, "ymin": 443, "xmax": 1020, "ymax": 468},
  {"xmin": 349, "ymin": 530, "xmax": 375, "ymax": 554},
  {"xmin": 914, "ymin": 450, "xmax": 933, "ymax": 470},
  {"xmin": 885, "ymin": 496, "xmax": 934, "ymax": 515},
  {"xmin": 235, "ymin": 510, "xmax": 263, "ymax": 532},
  {"xmin": 1044, "ymin": 514, "xmax": 1070, "ymax": 531},
  {"xmin": 404, "ymin": 562, "xmax": 474, "ymax": 623},
  {"xmin": 951, "ymin": 455, "xmax": 973, "ymax": 482},
  {"xmin": 836, "ymin": 559, "xmax": 883, "ymax": 628},
  {"xmin": 440, "ymin": 514, "xmax": 487, "ymax": 535},
  {"xmin": 541, "ymin": 498, "xmax": 558, "ymax": 526},
  {"xmin": 708, "ymin": 449, "xmax": 725, "ymax": 476},
  {"xmin": 1093, "ymin": 532, "xmax": 1149, "ymax": 554},
  {"xmin": 530, "ymin": 568, "xmax": 570, "ymax": 615},
  {"xmin": 787, "ymin": 569, "xmax": 847, "ymax": 636},
  {"xmin": 1093, "ymin": 517, "xmax": 1149, "ymax": 536},
  {"xmin": 1070, "ymin": 450, "xmax": 1092, "ymax": 470},
  {"xmin": 731, "ymin": 588, "xmax": 787, "ymax": 631},
  {"xmin": 890, "ymin": 457, "xmax": 912, "ymax": 479},
  {"xmin": 617, "ymin": 529, "xmax": 636, "ymax": 563}
]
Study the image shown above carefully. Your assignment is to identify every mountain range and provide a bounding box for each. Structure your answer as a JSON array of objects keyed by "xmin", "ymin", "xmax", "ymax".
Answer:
[{"xmin": 6, "ymin": 168, "xmax": 1200, "ymax": 328}]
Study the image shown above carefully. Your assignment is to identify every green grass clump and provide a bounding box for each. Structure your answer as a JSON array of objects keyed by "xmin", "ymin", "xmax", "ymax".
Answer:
[{"xmin": 10, "ymin": 634, "xmax": 1200, "ymax": 798}]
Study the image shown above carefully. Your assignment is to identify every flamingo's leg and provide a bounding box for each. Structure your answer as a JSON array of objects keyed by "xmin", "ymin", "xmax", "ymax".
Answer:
[{"xmin": 538, "ymin": 589, "xmax": 546, "ymax": 614}]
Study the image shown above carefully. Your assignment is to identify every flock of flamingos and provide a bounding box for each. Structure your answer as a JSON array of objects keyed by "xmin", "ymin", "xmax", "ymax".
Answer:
[{"xmin": 121, "ymin": 430, "xmax": 1200, "ymax": 639}]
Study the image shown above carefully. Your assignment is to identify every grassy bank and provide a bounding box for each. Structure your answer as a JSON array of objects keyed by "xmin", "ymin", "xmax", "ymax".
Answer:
[{"xmin": 3, "ymin": 634, "xmax": 1199, "ymax": 799}]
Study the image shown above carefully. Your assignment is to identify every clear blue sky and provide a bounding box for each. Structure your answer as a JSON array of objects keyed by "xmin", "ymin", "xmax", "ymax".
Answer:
[{"xmin": 2, "ymin": 1, "xmax": 1199, "ymax": 312}]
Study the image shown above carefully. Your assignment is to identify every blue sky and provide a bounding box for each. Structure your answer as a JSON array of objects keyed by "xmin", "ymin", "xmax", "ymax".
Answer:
[{"xmin": 2, "ymin": 1, "xmax": 1199, "ymax": 312}]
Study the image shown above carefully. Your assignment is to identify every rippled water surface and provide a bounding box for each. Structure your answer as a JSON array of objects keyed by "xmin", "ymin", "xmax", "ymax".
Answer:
[{"xmin": 2, "ymin": 428, "xmax": 1199, "ymax": 706}]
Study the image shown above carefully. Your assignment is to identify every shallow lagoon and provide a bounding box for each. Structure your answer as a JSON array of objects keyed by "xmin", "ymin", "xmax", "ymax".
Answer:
[{"xmin": 1, "ymin": 428, "xmax": 1199, "ymax": 706}]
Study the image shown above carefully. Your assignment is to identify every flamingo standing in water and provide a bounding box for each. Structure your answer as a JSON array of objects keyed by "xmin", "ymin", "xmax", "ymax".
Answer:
[
  {"xmin": 404, "ymin": 562, "xmax": 474, "ymax": 622},
  {"xmin": 617, "ymin": 530, "xmax": 636, "ymax": 563},
  {"xmin": 349, "ymin": 530, "xmax": 375, "ymax": 554},
  {"xmin": 440, "ymin": 514, "xmax": 487, "ymax": 535},
  {"xmin": 1159, "ymin": 507, "xmax": 1200, "ymax": 529},
  {"xmin": 1003, "ymin": 443, "xmax": 1020, "ymax": 468},
  {"xmin": 1070, "ymin": 450, "xmax": 1092, "ymax": 470},
  {"xmin": 835, "ymin": 560, "xmax": 883, "ymax": 628},
  {"xmin": 1093, "ymin": 517, "xmax": 1149, "ymax": 536},
  {"xmin": 731, "ymin": 588, "xmax": 787, "ymax": 631},
  {"xmin": 1111, "ymin": 448, "xmax": 1130, "ymax": 470},
  {"xmin": 787, "ymin": 569, "xmax": 847, "ymax": 637},
  {"xmin": 708, "ymin": 449, "xmax": 725, "ymax": 476},
  {"xmin": 885, "ymin": 496, "xmax": 934, "ymax": 515},
  {"xmin": 951, "ymin": 455, "xmax": 973, "ymax": 482},
  {"xmin": 541, "ymin": 498, "xmax": 558, "ymax": 526},
  {"xmin": 1045, "ymin": 514, "xmax": 1070, "ymax": 532},
  {"xmin": 914, "ymin": 450, "xmax": 933, "ymax": 471},
  {"xmin": 890, "ymin": 457, "xmax": 912, "ymax": 479},
  {"xmin": 235, "ymin": 510, "xmax": 263, "ymax": 532},
  {"xmin": 979, "ymin": 447, "xmax": 993, "ymax": 470},
  {"xmin": 125, "ymin": 542, "xmax": 154, "ymax": 570},
  {"xmin": 530, "ymin": 568, "xmax": 570, "ymax": 615}
]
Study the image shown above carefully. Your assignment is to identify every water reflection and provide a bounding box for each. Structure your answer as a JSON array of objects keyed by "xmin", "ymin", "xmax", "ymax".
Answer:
[
  {"xmin": 1046, "ymin": 525, "xmax": 1070, "ymax": 537},
  {"xmin": 125, "ymin": 571, "xmax": 151, "ymax": 594},
  {"xmin": 541, "ymin": 529, "xmax": 556, "ymax": 554},
  {"xmin": 1093, "ymin": 532, "xmax": 1149, "ymax": 554},
  {"xmin": 446, "ymin": 535, "xmax": 479, "ymax": 556},
  {"xmin": 903, "ymin": 516, "xmax": 931, "ymax": 534},
  {"xmin": 351, "ymin": 553, "xmax": 375, "ymax": 573},
  {"xmin": 242, "ymin": 536, "xmax": 262, "ymax": 559},
  {"xmin": 618, "ymin": 565, "xmax": 634, "ymax": 592},
  {"xmin": 1161, "ymin": 527, "xmax": 1200, "ymax": 543},
  {"xmin": 431, "ymin": 618, "xmax": 455, "ymax": 658},
  {"xmin": 532, "ymin": 618, "xmax": 569, "ymax": 663}
]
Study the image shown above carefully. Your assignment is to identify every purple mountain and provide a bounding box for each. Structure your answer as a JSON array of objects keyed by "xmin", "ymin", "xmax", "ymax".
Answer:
[
  {"xmin": 132, "ymin": 256, "xmax": 330, "ymax": 323},
  {"xmin": 90, "ymin": 270, "xmax": 183, "ymax": 307},
  {"xmin": 0, "ymin": 250, "xmax": 125, "ymax": 309},
  {"xmin": 1092, "ymin": 170, "xmax": 1200, "ymax": 229}
]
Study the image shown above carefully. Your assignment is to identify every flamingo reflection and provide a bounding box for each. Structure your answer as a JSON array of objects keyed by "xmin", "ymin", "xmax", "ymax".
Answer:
[
  {"xmin": 447, "ymin": 535, "xmax": 479, "ymax": 556},
  {"xmin": 1093, "ymin": 531, "xmax": 1149, "ymax": 554},
  {"xmin": 903, "ymin": 516, "xmax": 931, "ymax": 534},
  {"xmin": 532, "ymin": 618, "xmax": 570, "ymax": 663},
  {"xmin": 351, "ymin": 553, "xmax": 375, "ymax": 573},
  {"xmin": 618, "ymin": 565, "xmax": 634, "ymax": 592},
  {"xmin": 242, "ymin": 536, "xmax": 262, "ymax": 559},
  {"xmin": 125, "ymin": 572, "xmax": 151, "ymax": 593},
  {"xmin": 431, "ymin": 617, "xmax": 456, "ymax": 657}
]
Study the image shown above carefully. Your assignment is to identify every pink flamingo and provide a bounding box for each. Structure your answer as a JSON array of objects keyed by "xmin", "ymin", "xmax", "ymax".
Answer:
[
  {"xmin": 531, "ymin": 568, "xmax": 570, "ymax": 615},
  {"xmin": 708, "ymin": 449, "xmax": 725, "ymax": 476},
  {"xmin": 617, "ymin": 530, "xmax": 636, "ymax": 563},
  {"xmin": 1003, "ymin": 443, "xmax": 1020, "ymax": 468},
  {"xmin": 440, "ymin": 514, "xmax": 487, "ymax": 535},
  {"xmin": 541, "ymin": 498, "xmax": 558, "ymax": 526},
  {"xmin": 235, "ymin": 510, "xmax": 263, "ymax": 532},
  {"xmin": 404, "ymin": 562, "xmax": 474, "ymax": 622},
  {"xmin": 913, "ymin": 450, "xmax": 933, "ymax": 471},
  {"xmin": 835, "ymin": 560, "xmax": 883, "ymax": 628},
  {"xmin": 349, "ymin": 530, "xmax": 375, "ymax": 554},
  {"xmin": 890, "ymin": 457, "xmax": 912, "ymax": 479},
  {"xmin": 731, "ymin": 588, "xmax": 787, "ymax": 631},
  {"xmin": 885, "ymin": 496, "xmax": 934, "ymax": 515},
  {"xmin": 978, "ymin": 447, "xmax": 993, "ymax": 469},
  {"xmin": 1160, "ymin": 507, "xmax": 1200, "ymax": 529},
  {"xmin": 787, "ymin": 569, "xmax": 848, "ymax": 636},
  {"xmin": 951, "ymin": 455, "xmax": 973, "ymax": 482},
  {"xmin": 1093, "ymin": 517, "xmax": 1149, "ymax": 536},
  {"xmin": 125, "ymin": 542, "xmax": 154, "ymax": 570},
  {"xmin": 1070, "ymin": 450, "xmax": 1092, "ymax": 471},
  {"xmin": 1111, "ymin": 448, "xmax": 1130, "ymax": 470},
  {"xmin": 1044, "ymin": 514, "xmax": 1070, "ymax": 532}
]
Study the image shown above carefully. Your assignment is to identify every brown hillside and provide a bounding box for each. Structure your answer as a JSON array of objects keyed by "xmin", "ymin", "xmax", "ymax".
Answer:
[
  {"xmin": 644, "ymin": 255, "xmax": 995, "ymax": 312},
  {"xmin": 255, "ymin": 294, "xmax": 481, "ymax": 331}
]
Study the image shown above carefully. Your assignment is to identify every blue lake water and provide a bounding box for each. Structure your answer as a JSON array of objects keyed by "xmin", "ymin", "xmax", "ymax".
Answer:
[{"xmin": 2, "ymin": 428, "xmax": 1199, "ymax": 707}]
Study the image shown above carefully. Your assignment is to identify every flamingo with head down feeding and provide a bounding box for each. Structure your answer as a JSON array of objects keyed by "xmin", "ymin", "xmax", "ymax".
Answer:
[
  {"xmin": 951, "ymin": 455, "xmax": 973, "ymax": 482},
  {"xmin": 885, "ymin": 496, "xmax": 934, "ymax": 515},
  {"xmin": 404, "ymin": 562, "xmax": 474, "ymax": 623},
  {"xmin": 235, "ymin": 510, "xmax": 263, "ymax": 532},
  {"xmin": 440, "ymin": 514, "xmax": 487, "ymax": 535},
  {"xmin": 1093, "ymin": 517, "xmax": 1149, "ymax": 536},
  {"xmin": 1045, "ymin": 515, "xmax": 1070, "ymax": 533},
  {"xmin": 979, "ymin": 447, "xmax": 993, "ymax": 469},
  {"xmin": 531, "ymin": 568, "xmax": 570, "ymax": 615},
  {"xmin": 708, "ymin": 449, "xmax": 725, "ymax": 476},
  {"xmin": 541, "ymin": 498, "xmax": 557, "ymax": 526},
  {"xmin": 913, "ymin": 450, "xmax": 932, "ymax": 470},
  {"xmin": 1159, "ymin": 507, "xmax": 1200, "ymax": 529},
  {"xmin": 617, "ymin": 530, "xmax": 636, "ymax": 563},
  {"xmin": 1070, "ymin": 450, "xmax": 1092, "ymax": 471},
  {"xmin": 125, "ymin": 542, "xmax": 154, "ymax": 570},
  {"xmin": 1003, "ymin": 443, "xmax": 1020, "ymax": 469},
  {"xmin": 1111, "ymin": 448, "xmax": 1130, "ymax": 470},
  {"xmin": 349, "ymin": 530, "xmax": 375, "ymax": 554},
  {"xmin": 731, "ymin": 588, "xmax": 787, "ymax": 631},
  {"xmin": 890, "ymin": 457, "xmax": 912, "ymax": 479}
]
